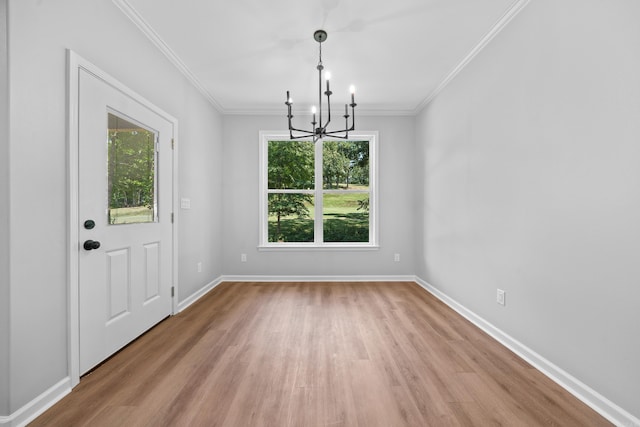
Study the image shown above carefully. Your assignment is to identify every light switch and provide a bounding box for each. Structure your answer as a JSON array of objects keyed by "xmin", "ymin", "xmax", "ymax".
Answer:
[{"xmin": 180, "ymin": 198, "xmax": 191, "ymax": 209}]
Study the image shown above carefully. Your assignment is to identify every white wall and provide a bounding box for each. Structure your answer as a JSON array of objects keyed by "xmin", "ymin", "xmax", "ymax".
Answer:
[
  {"xmin": 176, "ymin": 88, "xmax": 224, "ymax": 301},
  {"xmin": 222, "ymin": 114, "xmax": 415, "ymax": 278},
  {"xmin": 5, "ymin": 0, "xmax": 222, "ymax": 416},
  {"xmin": 0, "ymin": 0, "xmax": 10, "ymax": 417},
  {"xmin": 415, "ymin": 0, "xmax": 640, "ymax": 420}
]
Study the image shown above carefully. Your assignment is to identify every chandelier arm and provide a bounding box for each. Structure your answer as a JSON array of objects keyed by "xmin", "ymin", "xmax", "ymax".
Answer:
[
  {"xmin": 323, "ymin": 129, "xmax": 350, "ymax": 136},
  {"xmin": 288, "ymin": 122, "xmax": 319, "ymax": 139},
  {"xmin": 317, "ymin": 65, "xmax": 323, "ymax": 138},
  {"xmin": 350, "ymin": 103, "xmax": 356, "ymax": 131},
  {"xmin": 323, "ymin": 87, "xmax": 332, "ymax": 132},
  {"xmin": 286, "ymin": 93, "xmax": 295, "ymax": 139},
  {"xmin": 288, "ymin": 133, "xmax": 316, "ymax": 140},
  {"xmin": 289, "ymin": 125, "xmax": 315, "ymax": 135},
  {"xmin": 321, "ymin": 133, "xmax": 350, "ymax": 140},
  {"xmin": 287, "ymin": 110, "xmax": 295, "ymax": 140}
]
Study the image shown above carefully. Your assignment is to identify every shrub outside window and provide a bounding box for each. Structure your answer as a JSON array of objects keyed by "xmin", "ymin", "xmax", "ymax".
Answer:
[{"xmin": 259, "ymin": 132, "xmax": 378, "ymax": 248}]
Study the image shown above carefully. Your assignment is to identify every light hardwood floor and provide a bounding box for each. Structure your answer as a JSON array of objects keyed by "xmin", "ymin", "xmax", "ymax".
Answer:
[{"xmin": 31, "ymin": 282, "xmax": 611, "ymax": 426}]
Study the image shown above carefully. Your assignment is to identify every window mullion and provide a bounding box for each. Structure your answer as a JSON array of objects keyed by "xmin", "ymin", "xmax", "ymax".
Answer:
[{"xmin": 314, "ymin": 139, "xmax": 323, "ymax": 243}]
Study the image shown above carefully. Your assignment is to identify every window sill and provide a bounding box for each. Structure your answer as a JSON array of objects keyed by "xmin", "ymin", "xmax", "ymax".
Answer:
[{"xmin": 258, "ymin": 244, "xmax": 379, "ymax": 252}]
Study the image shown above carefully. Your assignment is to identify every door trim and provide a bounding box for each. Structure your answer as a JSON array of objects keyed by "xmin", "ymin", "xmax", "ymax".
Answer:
[{"xmin": 67, "ymin": 50, "xmax": 179, "ymax": 387}]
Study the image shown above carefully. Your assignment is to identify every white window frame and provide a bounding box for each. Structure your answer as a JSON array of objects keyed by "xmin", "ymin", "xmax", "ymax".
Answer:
[{"xmin": 259, "ymin": 131, "xmax": 379, "ymax": 250}]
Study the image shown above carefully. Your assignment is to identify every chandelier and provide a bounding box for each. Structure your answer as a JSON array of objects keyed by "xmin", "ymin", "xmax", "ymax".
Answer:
[{"xmin": 285, "ymin": 30, "xmax": 357, "ymax": 142}]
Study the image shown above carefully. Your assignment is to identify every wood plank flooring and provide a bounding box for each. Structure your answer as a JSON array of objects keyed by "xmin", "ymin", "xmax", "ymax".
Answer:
[{"xmin": 30, "ymin": 282, "xmax": 612, "ymax": 426}]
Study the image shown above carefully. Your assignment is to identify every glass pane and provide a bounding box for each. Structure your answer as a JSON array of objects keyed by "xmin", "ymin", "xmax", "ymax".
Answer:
[
  {"xmin": 268, "ymin": 140, "xmax": 314, "ymax": 190},
  {"xmin": 268, "ymin": 193, "xmax": 314, "ymax": 242},
  {"xmin": 107, "ymin": 113, "xmax": 157, "ymax": 225},
  {"xmin": 322, "ymin": 140, "xmax": 369, "ymax": 190},
  {"xmin": 323, "ymin": 193, "xmax": 369, "ymax": 242}
]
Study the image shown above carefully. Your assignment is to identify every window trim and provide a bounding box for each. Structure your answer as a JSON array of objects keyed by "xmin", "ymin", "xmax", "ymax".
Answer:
[{"xmin": 258, "ymin": 131, "xmax": 379, "ymax": 249}]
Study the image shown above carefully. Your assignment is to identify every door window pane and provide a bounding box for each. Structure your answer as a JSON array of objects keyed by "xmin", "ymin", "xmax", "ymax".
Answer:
[{"xmin": 107, "ymin": 113, "xmax": 157, "ymax": 225}]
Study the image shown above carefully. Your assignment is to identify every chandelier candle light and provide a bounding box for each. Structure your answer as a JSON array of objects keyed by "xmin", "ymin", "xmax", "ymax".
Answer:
[{"xmin": 285, "ymin": 30, "xmax": 357, "ymax": 142}]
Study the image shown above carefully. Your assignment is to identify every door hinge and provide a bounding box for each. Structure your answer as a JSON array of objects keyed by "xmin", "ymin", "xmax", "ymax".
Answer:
[
  {"xmin": 156, "ymin": 136, "xmax": 160, "ymax": 152},
  {"xmin": 171, "ymin": 286, "xmax": 175, "ymax": 297},
  {"xmin": 171, "ymin": 212, "xmax": 174, "ymax": 223},
  {"xmin": 171, "ymin": 138, "xmax": 175, "ymax": 149}
]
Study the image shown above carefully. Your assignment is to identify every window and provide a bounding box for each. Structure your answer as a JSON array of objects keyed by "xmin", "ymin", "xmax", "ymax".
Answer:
[
  {"xmin": 107, "ymin": 112, "xmax": 158, "ymax": 225},
  {"xmin": 259, "ymin": 132, "xmax": 377, "ymax": 248}
]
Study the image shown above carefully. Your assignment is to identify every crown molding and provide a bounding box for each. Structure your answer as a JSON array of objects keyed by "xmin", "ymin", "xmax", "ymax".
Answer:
[
  {"xmin": 414, "ymin": 0, "xmax": 531, "ymax": 113},
  {"xmin": 223, "ymin": 106, "xmax": 417, "ymax": 117},
  {"xmin": 111, "ymin": 0, "xmax": 224, "ymax": 112},
  {"xmin": 110, "ymin": 0, "xmax": 417, "ymax": 117},
  {"xmin": 113, "ymin": 0, "xmax": 530, "ymax": 117}
]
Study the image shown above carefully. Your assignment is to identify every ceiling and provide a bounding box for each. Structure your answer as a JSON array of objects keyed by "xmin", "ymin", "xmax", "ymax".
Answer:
[{"xmin": 119, "ymin": 0, "xmax": 526, "ymax": 115}]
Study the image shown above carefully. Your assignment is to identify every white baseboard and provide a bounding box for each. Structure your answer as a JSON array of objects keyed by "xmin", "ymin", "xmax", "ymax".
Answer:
[
  {"xmin": 219, "ymin": 274, "xmax": 417, "ymax": 283},
  {"xmin": 0, "ymin": 377, "xmax": 71, "ymax": 427},
  {"xmin": 414, "ymin": 277, "xmax": 640, "ymax": 427},
  {"xmin": 177, "ymin": 276, "xmax": 224, "ymax": 313}
]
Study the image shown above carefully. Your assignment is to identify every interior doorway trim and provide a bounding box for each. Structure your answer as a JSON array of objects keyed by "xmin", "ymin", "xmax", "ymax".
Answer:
[{"xmin": 67, "ymin": 49, "xmax": 179, "ymax": 387}]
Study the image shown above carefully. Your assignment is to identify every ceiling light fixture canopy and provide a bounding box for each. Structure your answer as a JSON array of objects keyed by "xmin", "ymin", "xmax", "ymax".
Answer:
[{"xmin": 285, "ymin": 30, "xmax": 357, "ymax": 142}]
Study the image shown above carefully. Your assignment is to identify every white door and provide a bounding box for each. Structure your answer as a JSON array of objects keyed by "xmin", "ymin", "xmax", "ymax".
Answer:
[{"xmin": 78, "ymin": 68, "xmax": 173, "ymax": 374}]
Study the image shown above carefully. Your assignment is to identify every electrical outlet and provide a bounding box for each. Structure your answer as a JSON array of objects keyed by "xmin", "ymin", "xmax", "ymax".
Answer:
[
  {"xmin": 241, "ymin": 254, "xmax": 247, "ymax": 262},
  {"xmin": 496, "ymin": 289, "xmax": 505, "ymax": 306},
  {"xmin": 394, "ymin": 253, "xmax": 400, "ymax": 262},
  {"xmin": 180, "ymin": 198, "xmax": 191, "ymax": 209},
  {"xmin": 197, "ymin": 262, "xmax": 202, "ymax": 273}
]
